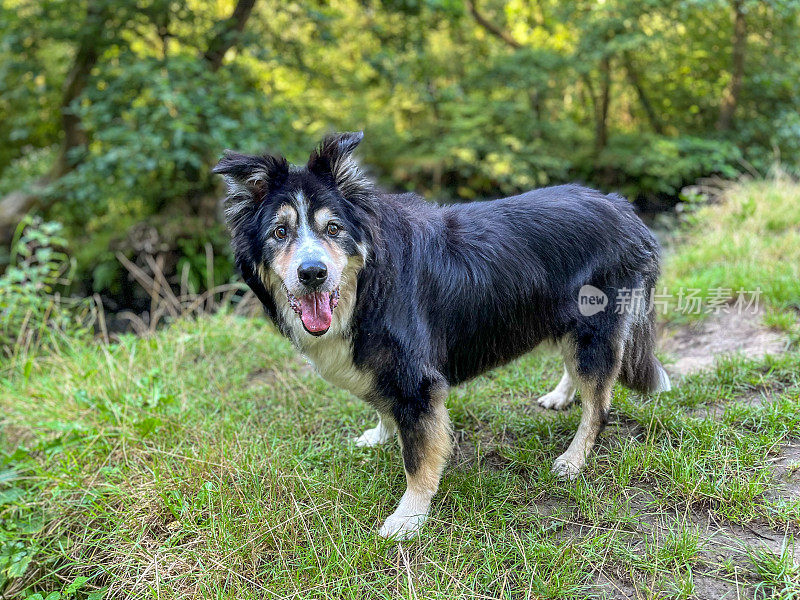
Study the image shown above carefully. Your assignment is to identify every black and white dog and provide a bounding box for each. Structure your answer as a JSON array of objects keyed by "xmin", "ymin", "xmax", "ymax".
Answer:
[{"xmin": 213, "ymin": 132, "xmax": 671, "ymax": 539}]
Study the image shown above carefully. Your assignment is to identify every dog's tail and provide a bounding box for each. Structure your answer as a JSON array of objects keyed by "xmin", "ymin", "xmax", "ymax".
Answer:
[{"xmin": 618, "ymin": 305, "xmax": 671, "ymax": 395}]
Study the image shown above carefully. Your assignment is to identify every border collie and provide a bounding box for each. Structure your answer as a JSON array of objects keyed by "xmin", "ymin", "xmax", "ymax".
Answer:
[{"xmin": 213, "ymin": 132, "xmax": 671, "ymax": 540}]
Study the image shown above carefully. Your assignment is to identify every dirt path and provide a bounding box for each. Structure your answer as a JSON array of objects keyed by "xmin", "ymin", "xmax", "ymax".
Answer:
[{"xmin": 660, "ymin": 310, "xmax": 789, "ymax": 377}]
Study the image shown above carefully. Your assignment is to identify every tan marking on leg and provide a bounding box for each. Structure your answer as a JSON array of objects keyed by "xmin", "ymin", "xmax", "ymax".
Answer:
[
  {"xmin": 552, "ymin": 377, "xmax": 613, "ymax": 480},
  {"xmin": 380, "ymin": 387, "xmax": 452, "ymax": 540}
]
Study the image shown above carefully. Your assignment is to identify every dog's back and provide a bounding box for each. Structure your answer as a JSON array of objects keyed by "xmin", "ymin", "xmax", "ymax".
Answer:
[{"xmin": 375, "ymin": 185, "xmax": 664, "ymax": 389}]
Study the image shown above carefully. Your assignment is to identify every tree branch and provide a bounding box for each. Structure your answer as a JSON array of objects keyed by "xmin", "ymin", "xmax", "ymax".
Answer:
[
  {"xmin": 622, "ymin": 51, "xmax": 663, "ymax": 135},
  {"xmin": 465, "ymin": 0, "xmax": 522, "ymax": 50},
  {"xmin": 203, "ymin": 0, "xmax": 257, "ymax": 72}
]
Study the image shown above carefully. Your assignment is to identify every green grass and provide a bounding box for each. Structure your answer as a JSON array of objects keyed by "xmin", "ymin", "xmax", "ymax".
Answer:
[
  {"xmin": 2, "ymin": 314, "xmax": 799, "ymax": 599},
  {"xmin": 748, "ymin": 541, "xmax": 800, "ymax": 600},
  {"xmin": 2, "ymin": 178, "xmax": 800, "ymax": 599},
  {"xmin": 663, "ymin": 175, "xmax": 800, "ymax": 328}
]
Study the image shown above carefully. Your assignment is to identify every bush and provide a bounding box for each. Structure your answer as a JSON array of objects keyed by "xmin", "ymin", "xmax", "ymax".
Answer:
[
  {"xmin": 592, "ymin": 134, "xmax": 743, "ymax": 201},
  {"xmin": 0, "ymin": 217, "xmax": 93, "ymax": 358}
]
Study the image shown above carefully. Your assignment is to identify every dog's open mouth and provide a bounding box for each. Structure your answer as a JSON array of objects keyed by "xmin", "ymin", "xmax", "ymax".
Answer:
[{"xmin": 288, "ymin": 288, "xmax": 340, "ymax": 336}]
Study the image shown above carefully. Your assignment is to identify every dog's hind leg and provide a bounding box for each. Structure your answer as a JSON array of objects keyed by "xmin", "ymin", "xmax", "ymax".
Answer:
[
  {"xmin": 380, "ymin": 383, "xmax": 452, "ymax": 540},
  {"xmin": 537, "ymin": 367, "xmax": 576, "ymax": 410},
  {"xmin": 354, "ymin": 412, "xmax": 396, "ymax": 447},
  {"xmin": 552, "ymin": 376, "xmax": 613, "ymax": 479},
  {"xmin": 552, "ymin": 335, "xmax": 621, "ymax": 480}
]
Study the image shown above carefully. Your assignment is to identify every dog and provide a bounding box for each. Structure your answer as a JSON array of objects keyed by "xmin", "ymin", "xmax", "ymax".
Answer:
[{"xmin": 213, "ymin": 132, "xmax": 671, "ymax": 540}]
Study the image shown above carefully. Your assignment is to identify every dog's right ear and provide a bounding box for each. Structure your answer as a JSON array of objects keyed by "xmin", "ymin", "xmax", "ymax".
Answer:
[
  {"xmin": 212, "ymin": 151, "xmax": 289, "ymax": 202},
  {"xmin": 307, "ymin": 132, "xmax": 370, "ymax": 200},
  {"xmin": 213, "ymin": 151, "xmax": 289, "ymax": 230}
]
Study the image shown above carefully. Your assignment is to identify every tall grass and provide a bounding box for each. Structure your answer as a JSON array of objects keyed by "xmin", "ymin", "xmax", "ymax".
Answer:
[{"xmin": 664, "ymin": 174, "xmax": 800, "ymax": 324}]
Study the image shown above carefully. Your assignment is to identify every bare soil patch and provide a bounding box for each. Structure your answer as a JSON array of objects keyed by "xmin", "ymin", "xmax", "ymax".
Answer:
[
  {"xmin": 765, "ymin": 443, "xmax": 800, "ymax": 505},
  {"xmin": 660, "ymin": 310, "xmax": 789, "ymax": 377}
]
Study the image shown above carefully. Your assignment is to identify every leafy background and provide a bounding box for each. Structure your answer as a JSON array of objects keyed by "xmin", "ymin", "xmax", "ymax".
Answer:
[{"xmin": 1, "ymin": 0, "xmax": 798, "ymax": 306}]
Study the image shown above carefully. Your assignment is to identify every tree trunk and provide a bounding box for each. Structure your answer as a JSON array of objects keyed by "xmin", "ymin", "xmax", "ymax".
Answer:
[
  {"xmin": 623, "ymin": 51, "xmax": 663, "ymax": 135},
  {"xmin": 51, "ymin": 44, "xmax": 99, "ymax": 178},
  {"xmin": 51, "ymin": 0, "xmax": 105, "ymax": 178},
  {"xmin": 717, "ymin": 0, "xmax": 746, "ymax": 131},
  {"xmin": 0, "ymin": 183, "xmax": 49, "ymax": 246},
  {"xmin": 594, "ymin": 55, "xmax": 611, "ymax": 153},
  {"xmin": 203, "ymin": 0, "xmax": 257, "ymax": 72}
]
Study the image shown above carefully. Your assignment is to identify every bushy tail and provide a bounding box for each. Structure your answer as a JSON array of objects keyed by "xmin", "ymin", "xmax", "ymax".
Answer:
[{"xmin": 619, "ymin": 310, "xmax": 671, "ymax": 394}]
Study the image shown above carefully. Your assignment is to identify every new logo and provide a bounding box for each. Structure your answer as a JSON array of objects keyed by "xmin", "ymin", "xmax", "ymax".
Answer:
[{"xmin": 578, "ymin": 285, "xmax": 608, "ymax": 316}]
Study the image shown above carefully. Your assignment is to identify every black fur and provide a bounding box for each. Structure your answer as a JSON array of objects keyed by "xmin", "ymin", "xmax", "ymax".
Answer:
[
  {"xmin": 348, "ymin": 186, "xmax": 663, "ymax": 389},
  {"xmin": 214, "ymin": 132, "xmax": 667, "ymax": 481}
]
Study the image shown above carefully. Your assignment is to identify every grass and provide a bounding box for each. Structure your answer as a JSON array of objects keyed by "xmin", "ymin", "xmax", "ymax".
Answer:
[
  {"xmin": 2, "ymin": 317, "xmax": 799, "ymax": 599},
  {"xmin": 1, "ymin": 178, "xmax": 800, "ymax": 599},
  {"xmin": 748, "ymin": 541, "xmax": 800, "ymax": 600},
  {"xmin": 663, "ymin": 175, "xmax": 800, "ymax": 328}
]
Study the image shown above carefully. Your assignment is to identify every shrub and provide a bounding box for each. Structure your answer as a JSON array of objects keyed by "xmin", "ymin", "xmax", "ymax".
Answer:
[{"xmin": 0, "ymin": 217, "xmax": 93, "ymax": 358}]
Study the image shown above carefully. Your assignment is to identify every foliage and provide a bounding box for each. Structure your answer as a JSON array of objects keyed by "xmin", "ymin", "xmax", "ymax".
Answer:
[
  {"xmin": 0, "ymin": 147, "xmax": 55, "ymax": 198},
  {"xmin": 1, "ymin": 0, "xmax": 799, "ymax": 298},
  {"xmin": 46, "ymin": 51, "xmax": 299, "ymax": 292},
  {"xmin": 592, "ymin": 134, "xmax": 743, "ymax": 199},
  {"xmin": 0, "ymin": 217, "xmax": 93, "ymax": 356}
]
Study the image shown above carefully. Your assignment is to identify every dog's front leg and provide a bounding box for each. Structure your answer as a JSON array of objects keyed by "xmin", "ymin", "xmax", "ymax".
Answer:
[
  {"xmin": 379, "ymin": 385, "xmax": 452, "ymax": 540},
  {"xmin": 354, "ymin": 412, "xmax": 396, "ymax": 447}
]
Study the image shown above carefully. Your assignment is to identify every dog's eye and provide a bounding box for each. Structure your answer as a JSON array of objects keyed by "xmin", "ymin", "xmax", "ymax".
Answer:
[
  {"xmin": 326, "ymin": 223, "xmax": 341, "ymax": 237},
  {"xmin": 274, "ymin": 226, "xmax": 287, "ymax": 240}
]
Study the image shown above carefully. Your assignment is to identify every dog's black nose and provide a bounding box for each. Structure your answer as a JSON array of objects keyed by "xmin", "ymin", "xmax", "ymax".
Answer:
[{"xmin": 297, "ymin": 261, "xmax": 328, "ymax": 287}]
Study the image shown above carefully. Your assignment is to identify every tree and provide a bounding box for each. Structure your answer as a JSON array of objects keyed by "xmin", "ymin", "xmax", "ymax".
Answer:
[
  {"xmin": 1, "ymin": 0, "xmax": 798, "ymax": 297},
  {"xmin": 203, "ymin": 0, "xmax": 257, "ymax": 72},
  {"xmin": 0, "ymin": 0, "xmax": 259, "ymax": 245},
  {"xmin": 717, "ymin": 0, "xmax": 747, "ymax": 131}
]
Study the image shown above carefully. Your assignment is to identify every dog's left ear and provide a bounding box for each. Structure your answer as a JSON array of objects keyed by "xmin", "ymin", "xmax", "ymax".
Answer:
[{"xmin": 307, "ymin": 131, "xmax": 370, "ymax": 199}]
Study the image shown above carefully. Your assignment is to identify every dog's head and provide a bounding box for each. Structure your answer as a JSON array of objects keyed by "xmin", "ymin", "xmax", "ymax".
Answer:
[{"xmin": 214, "ymin": 132, "xmax": 374, "ymax": 339}]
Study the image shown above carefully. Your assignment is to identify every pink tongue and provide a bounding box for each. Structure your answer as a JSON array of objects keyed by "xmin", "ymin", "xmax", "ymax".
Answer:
[{"xmin": 299, "ymin": 292, "xmax": 332, "ymax": 332}]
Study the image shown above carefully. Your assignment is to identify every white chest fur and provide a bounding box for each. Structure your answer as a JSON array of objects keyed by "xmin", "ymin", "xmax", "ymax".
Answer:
[{"xmin": 301, "ymin": 334, "xmax": 374, "ymax": 400}]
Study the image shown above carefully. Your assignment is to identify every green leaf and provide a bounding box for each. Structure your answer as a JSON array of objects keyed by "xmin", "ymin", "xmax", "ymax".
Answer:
[
  {"xmin": 6, "ymin": 549, "xmax": 33, "ymax": 578},
  {"xmin": 64, "ymin": 575, "xmax": 90, "ymax": 594},
  {"xmin": 0, "ymin": 488, "xmax": 26, "ymax": 505}
]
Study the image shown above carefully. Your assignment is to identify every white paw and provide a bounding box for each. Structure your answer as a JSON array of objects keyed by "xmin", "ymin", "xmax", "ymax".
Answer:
[
  {"xmin": 552, "ymin": 454, "xmax": 583, "ymax": 480},
  {"xmin": 537, "ymin": 390, "xmax": 573, "ymax": 410},
  {"xmin": 379, "ymin": 511, "xmax": 427, "ymax": 540},
  {"xmin": 354, "ymin": 426, "xmax": 389, "ymax": 448}
]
